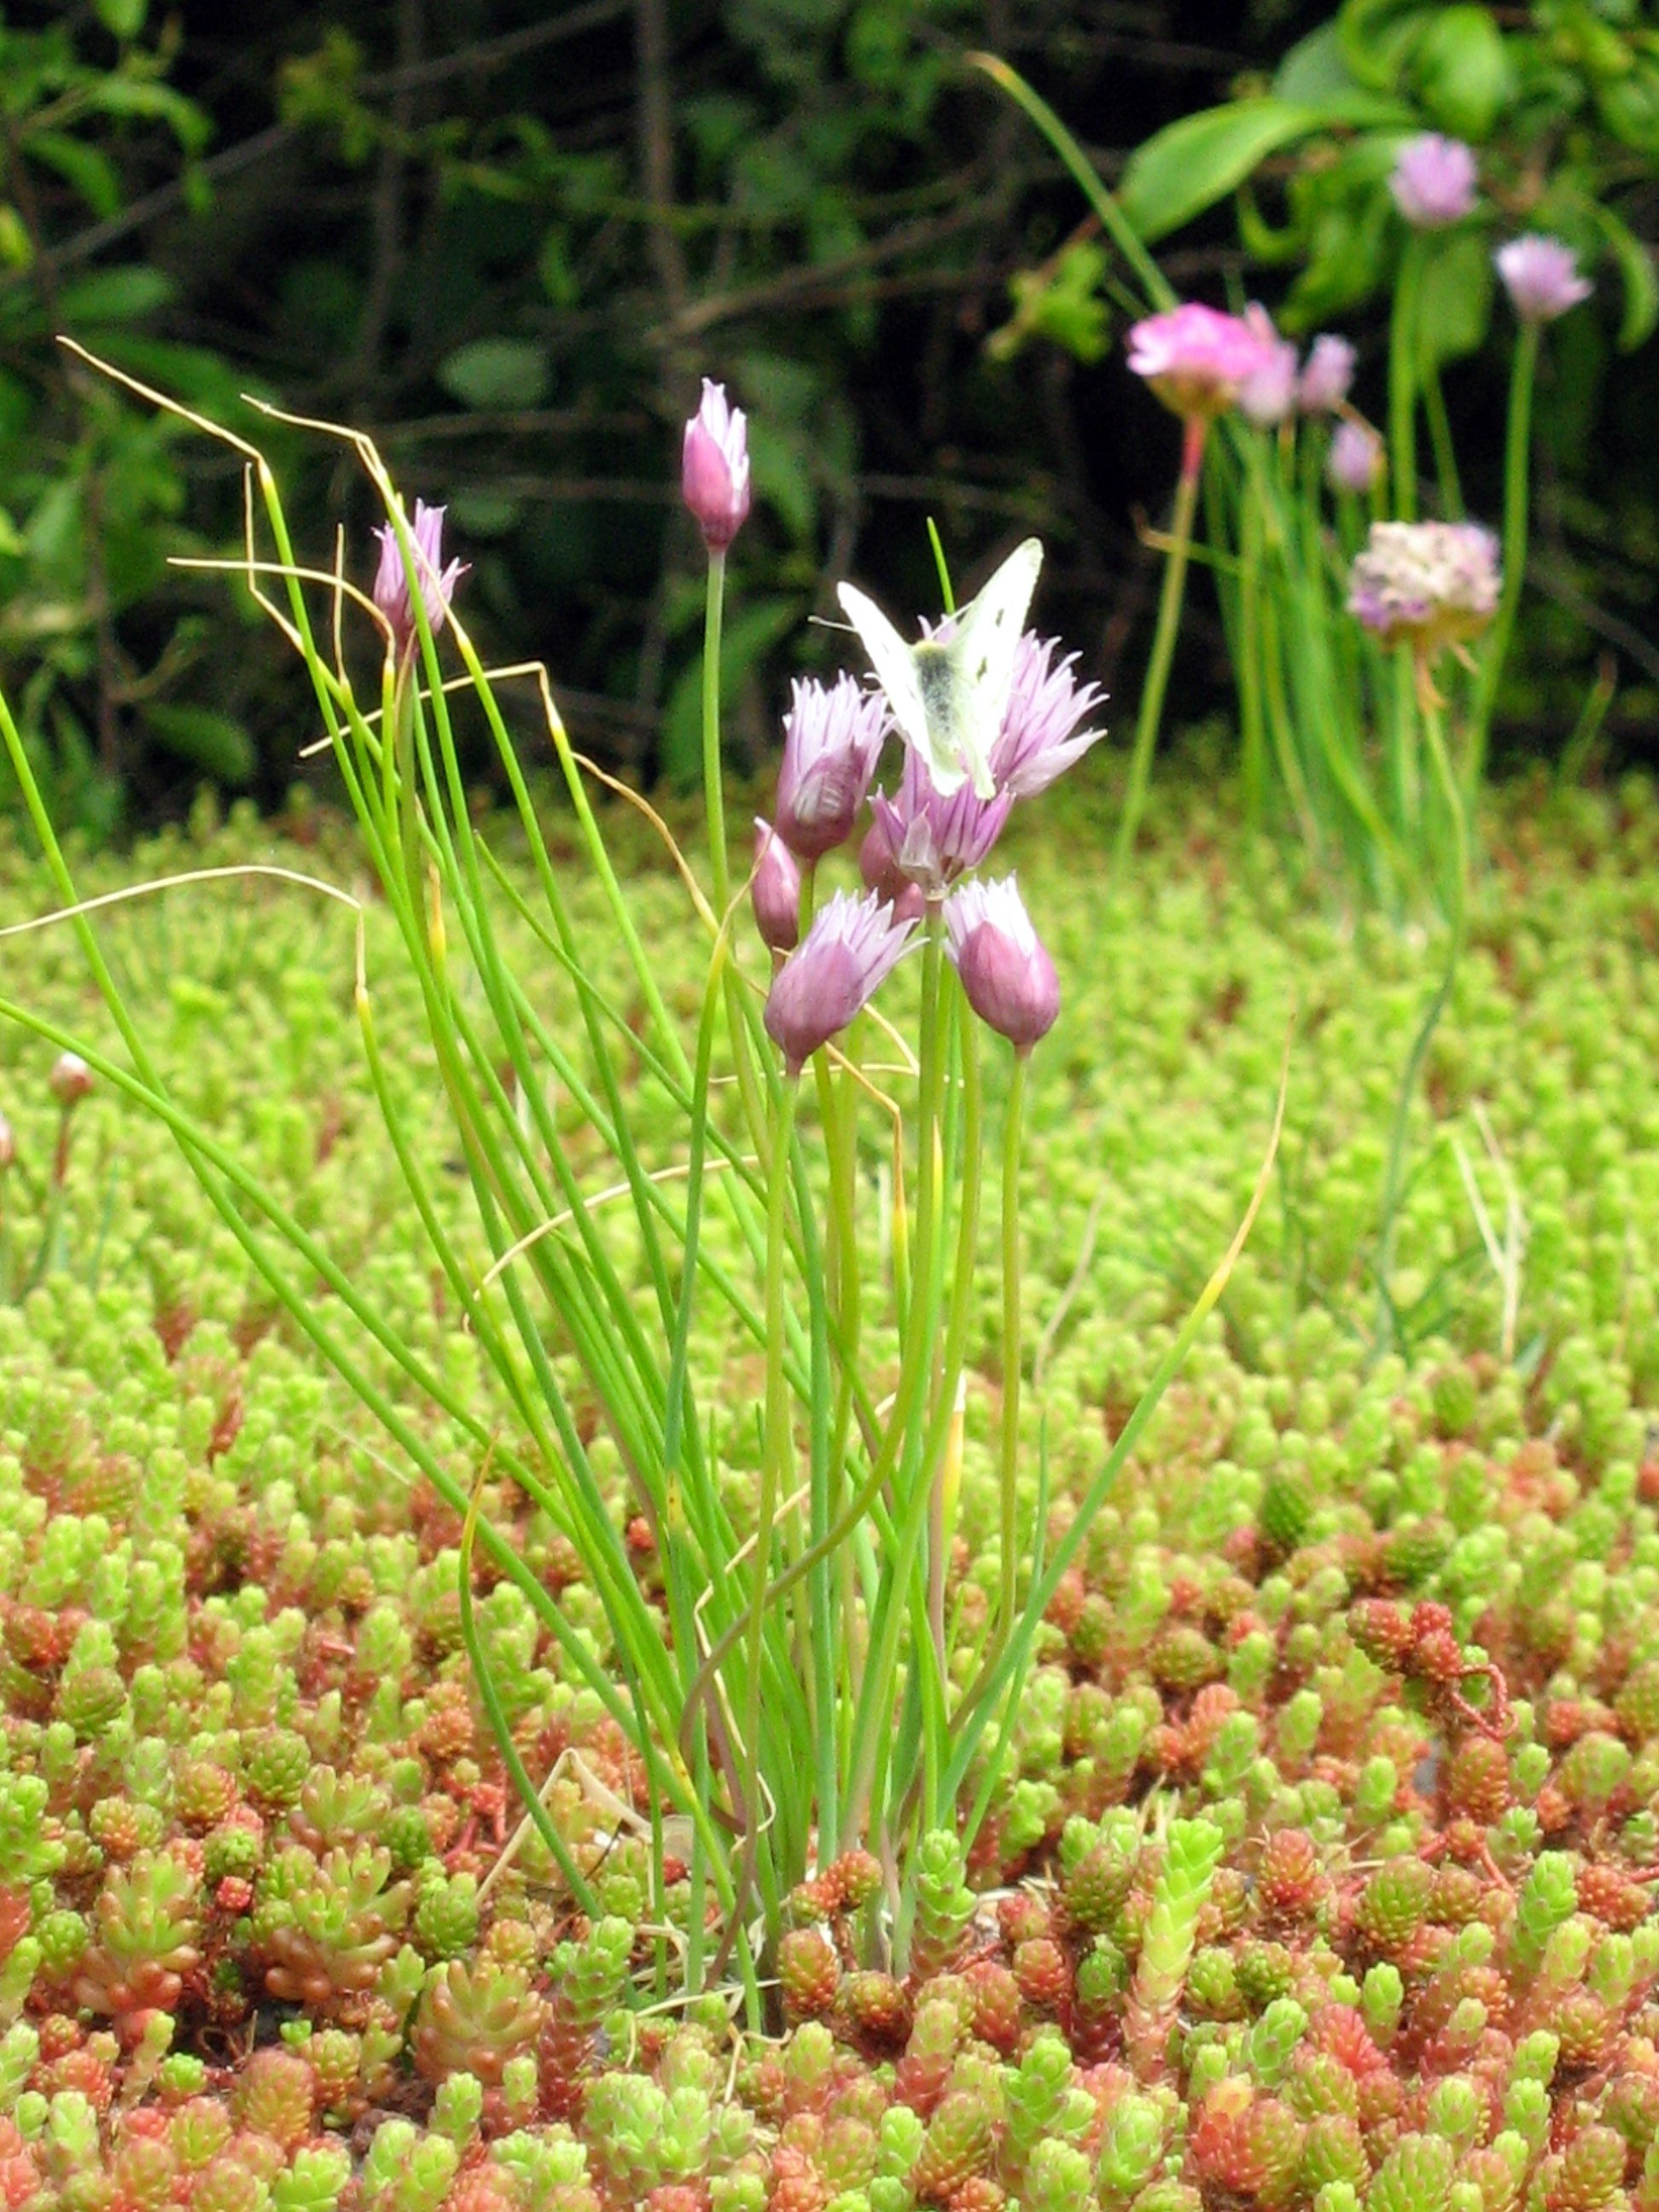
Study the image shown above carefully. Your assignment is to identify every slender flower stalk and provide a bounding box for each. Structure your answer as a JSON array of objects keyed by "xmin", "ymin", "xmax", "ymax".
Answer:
[
  {"xmin": 702, "ymin": 554, "xmax": 731, "ymax": 914},
  {"xmin": 1117, "ymin": 420, "xmax": 1203, "ymax": 866},
  {"xmin": 996, "ymin": 1049, "xmax": 1027, "ymax": 1662}
]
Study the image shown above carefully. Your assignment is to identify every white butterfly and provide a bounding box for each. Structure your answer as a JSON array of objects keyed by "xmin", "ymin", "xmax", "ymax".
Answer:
[{"xmin": 837, "ymin": 538, "xmax": 1043, "ymax": 801}]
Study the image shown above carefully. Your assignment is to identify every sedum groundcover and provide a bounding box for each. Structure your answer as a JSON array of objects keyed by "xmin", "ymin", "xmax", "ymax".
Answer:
[{"xmin": 0, "ymin": 783, "xmax": 1653, "ymax": 2212}]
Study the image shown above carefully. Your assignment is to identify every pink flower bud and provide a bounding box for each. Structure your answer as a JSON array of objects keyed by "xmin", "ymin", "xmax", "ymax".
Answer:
[
  {"xmin": 763, "ymin": 889, "xmax": 916, "ymax": 1074},
  {"xmin": 1495, "ymin": 235, "xmax": 1592, "ymax": 324},
  {"xmin": 372, "ymin": 501, "xmax": 467, "ymax": 660},
  {"xmin": 681, "ymin": 380, "xmax": 751, "ymax": 553},
  {"xmin": 1238, "ymin": 306, "xmax": 1299, "ymax": 428},
  {"xmin": 775, "ymin": 675, "xmax": 887, "ymax": 860},
  {"xmin": 1126, "ymin": 302, "xmax": 1277, "ymax": 423},
  {"xmin": 1389, "ymin": 135, "xmax": 1477, "ymax": 230},
  {"xmin": 1328, "ymin": 420, "xmax": 1384, "ymax": 496},
  {"xmin": 751, "ymin": 820, "xmax": 800, "ymax": 953},
  {"xmin": 49, "ymin": 1052, "xmax": 92, "ymax": 1108},
  {"xmin": 1299, "ymin": 335, "xmax": 1357, "ymax": 413},
  {"xmin": 944, "ymin": 876, "xmax": 1058, "ymax": 1052}
]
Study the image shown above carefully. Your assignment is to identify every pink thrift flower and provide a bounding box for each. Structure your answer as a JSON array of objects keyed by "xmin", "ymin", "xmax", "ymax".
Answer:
[
  {"xmin": 1299, "ymin": 335, "xmax": 1357, "ymax": 413},
  {"xmin": 372, "ymin": 501, "xmax": 467, "ymax": 659},
  {"xmin": 1348, "ymin": 520, "xmax": 1500, "ymax": 652},
  {"xmin": 1389, "ymin": 135, "xmax": 1477, "ymax": 230},
  {"xmin": 989, "ymin": 634, "xmax": 1106, "ymax": 800},
  {"xmin": 1495, "ymin": 235, "xmax": 1592, "ymax": 324},
  {"xmin": 1238, "ymin": 306, "xmax": 1300, "ymax": 428},
  {"xmin": 1327, "ymin": 420, "xmax": 1384, "ymax": 496},
  {"xmin": 681, "ymin": 379, "xmax": 751, "ymax": 552},
  {"xmin": 869, "ymin": 745, "xmax": 1012, "ymax": 899},
  {"xmin": 751, "ymin": 820, "xmax": 800, "ymax": 954},
  {"xmin": 1126, "ymin": 302, "xmax": 1275, "ymax": 422},
  {"xmin": 944, "ymin": 875, "xmax": 1059, "ymax": 1052},
  {"xmin": 763, "ymin": 889, "xmax": 916, "ymax": 1073},
  {"xmin": 775, "ymin": 674, "xmax": 888, "ymax": 861}
]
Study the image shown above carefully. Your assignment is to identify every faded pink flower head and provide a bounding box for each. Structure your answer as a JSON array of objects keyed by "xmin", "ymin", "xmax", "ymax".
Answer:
[
  {"xmin": 752, "ymin": 819, "xmax": 800, "ymax": 955},
  {"xmin": 49, "ymin": 1051, "xmax": 93, "ymax": 1108},
  {"xmin": 989, "ymin": 633, "xmax": 1106, "ymax": 800},
  {"xmin": 763, "ymin": 888, "xmax": 916, "ymax": 1073},
  {"xmin": 1389, "ymin": 135, "xmax": 1477, "ymax": 230},
  {"xmin": 681, "ymin": 379, "xmax": 751, "ymax": 552},
  {"xmin": 775, "ymin": 674, "xmax": 888, "ymax": 861},
  {"xmin": 870, "ymin": 745, "xmax": 1013, "ymax": 899},
  {"xmin": 1348, "ymin": 520, "xmax": 1500, "ymax": 653},
  {"xmin": 1238, "ymin": 305, "xmax": 1300, "ymax": 428},
  {"xmin": 944, "ymin": 875, "xmax": 1059, "ymax": 1053},
  {"xmin": 1327, "ymin": 420, "xmax": 1384, "ymax": 497},
  {"xmin": 1126, "ymin": 302, "xmax": 1275, "ymax": 422},
  {"xmin": 372, "ymin": 501, "xmax": 467, "ymax": 659},
  {"xmin": 1299, "ymin": 334, "xmax": 1357, "ymax": 413},
  {"xmin": 1495, "ymin": 235, "xmax": 1592, "ymax": 324}
]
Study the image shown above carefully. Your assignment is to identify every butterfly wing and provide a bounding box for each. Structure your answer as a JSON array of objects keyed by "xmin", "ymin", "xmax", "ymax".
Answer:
[
  {"xmin": 947, "ymin": 538, "xmax": 1043, "ymax": 798},
  {"xmin": 837, "ymin": 581, "xmax": 966, "ymax": 795}
]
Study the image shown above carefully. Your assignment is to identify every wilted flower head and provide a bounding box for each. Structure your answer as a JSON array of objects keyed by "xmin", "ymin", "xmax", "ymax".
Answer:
[
  {"xmin": 1126, "ymin": 302, "xmax": 1276, "ymax": 423},
  {"xmin": 1495, "ymin": 235, "xmax": 1592, "ymax": 324},
  {"xmin": 763, "ymin": 889, "xmax": 916, "ymax": 1073},
  {"xmin": 1299, "ymin": 334, "xmax": 1357, "ymax": 413},
  {"xmin": 775, "ymin": 674, "xmax": 888, "ymax": 861},
  {"xmin": 870, "ymin": 745, "xmax": 1013, "ymax": 899},
  {"xmin": 1328, "ymin": 419, "xmax": 1384, "ymax": 496},
  {"xmin": 1348, "ymin": 520, "xmax": 1500, "ymax": 655},
  {"xmin": 988, "ymin": 634, "xmax": 1106, "ymax": 800},
  {"xmin": 1238, "ymin": 305, "xmax": 1300, "ymax": 428},
  {"xmin": 1389, "ymin": 135, "xmax": 1477, "ymax": 230},
  {"xmin": 681, "ymin": 379, "xmax": 751, "ymax": 552},
  {"xmin": 751, "ymin": 820, "xmax": 800, "ymax": 955},
  {"xmin": 372, "ymin": 502, "xmax": 467, "ymax": 660},
  {"xmin": 49, "ymin": 1052, "xmax": 93, "ymax": 1108},
  {"xmin": 944, "ymin": 875, "xmax": 1059, "ymax": 1052}
]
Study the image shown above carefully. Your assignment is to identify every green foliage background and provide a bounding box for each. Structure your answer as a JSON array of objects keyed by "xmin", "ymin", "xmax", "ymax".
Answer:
[{"xmin": 2, "ymin": 0, "xmax": 1657, "ymax": 835}]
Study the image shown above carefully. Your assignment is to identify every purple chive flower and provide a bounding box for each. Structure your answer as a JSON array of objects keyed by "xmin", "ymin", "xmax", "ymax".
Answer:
[
  {"xmin": 869, "ymin": 745, "xmax": 1013, "ymax": 899},
  {"xmin": 681, "ymin": 379, "xmax": 751, "ymax": 552},
  {"xmin": 1237, "ymin": 305, "xmax": 1300, "ymax": 428},
  {"xmin": 1328, "ymin": 419, "xmax": 1384, "ymax": 496},
  {"xmin": 1388, "ymin": 134, "xmax": 1477, "ymax": 230},
  {"xmin": 859, "ymin": 815, "xmax": 928, "ymax": 925},
  {"xmin": 945, "ymin": 876, "xmax": 1059, "ymax": 1053},
  {"xmin": 1495, "ymin": 235, "xmax": 1592, "ymax": 324},
  {"xmin": 372, "ymin": 501, "xmax": 467, "ymax": 659},
  {"xmin": 1299, "ymin": 334, "xmax": 1357, "ymax": 413},
  {"xmin": 989, "ymin": 633, "xmax": 1106, "ymax": 800},
  {"xmin": 1126, "ymin": 302, "xmax": 1276, "ymax": 422},
  {"xmin": 763, "ymin": 888, "xmax": 917, "ymax": 1074},
  {"xmin": 752, "ymin": 819, "xmax": 800, "ymax": 954},
  {"xmin": 774, "ymin": 674, "xmax": 888, "ymax": 861},
  {"xmin": 1348, "ymin": 520, "xmax": 1501, "ymax": 653}
]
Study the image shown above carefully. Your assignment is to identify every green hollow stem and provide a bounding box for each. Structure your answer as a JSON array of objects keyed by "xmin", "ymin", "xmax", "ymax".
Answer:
[
  {"xmin": 1116, "ymin": 418, "xmax": 1205, "ymax": 869},
  {"xmin": 994, "ymin": 1049, "xmax": 1028, "ymax": 1662},
  {"xmin": 704, "ymin": 550, "xmax": 731, "ymax": 913},
  {"xmin": 1373, "ymin": 667, "xmax": 1469, "ymax": 1357},
  {"xmin": 1388, "ymin": 235, "xmax": 1426, "ymax": 523},
  {"xmin": 1470, "ymin": 319, "xmax": 1539, "ymax": 795}
]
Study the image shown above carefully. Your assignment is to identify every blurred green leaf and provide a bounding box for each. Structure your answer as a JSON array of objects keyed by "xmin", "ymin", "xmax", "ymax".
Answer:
[
  {"xmin": 1340, "ymin": 0, "xmax": 1435, "ymax": 91},
  {"xmin": 94, "ymin": 0, "xmax": 148, "ymax": 37},
  {"xmin": 1119, "ymin": 101, "xmax": 1325, "ymax": 242},
  {"xmin": 1586, "ymin": 200, "xmax": 1659, "ymax": 348},
  {"xmin": 58, "ymin": 267, "xmax": 174, "ymax": 326},
  {"xmin": 139, "ymin": 703, "xmax": 255, "ymax": 786},
  {"xmin": 26, "ymin": 131, "xmax": 122, "ymax": 221},
  {"xmin": 1416, "ymin": 229, "xmax": 1494, "ymax": 370},
  {"xmin": 436, "ymin": 340, "xmax": 551, "ymax": 410},
  {"xmin": 1411, "ymin": 7, "xmax": 1511, "ymax": 140}
]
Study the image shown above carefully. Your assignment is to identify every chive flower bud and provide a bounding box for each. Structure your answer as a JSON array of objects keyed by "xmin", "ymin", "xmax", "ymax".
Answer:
[
  {"xmin": 372, "ymin": 501, "xmax": 466, "ymax": 660},
  {"xmin": 751, "ymin": 819, "xmax": 800, "ymax": 954},
  {"xmin": 775, "ymin": 674, "xmax": 887, "ymax": 860},
  {"xmin": 763, "ymin": 888, "xmax": 915, "ymax": 1074},
  {"xmin": 1126, "ymin": 302, "xmax": 1277, "ymax": 423},
  {"xmin": 49, "ymin": 1052, "xmax": 92, "ymax": 1107},
  {"xmin": 680, "ymin": 379, "xmax": 751, "ymax": 552},
  {"xmin": 1298, "ymin": 335, "xmax": 1357, "ymax": 413},
  {"xmin": 1238, "ymin": 306, "xmax": 1299, "ymax": 428},
  {"xmin": 1388, "ymin": 135, "xmax": 1477, "ymax": 229},
  {"xmin": 1495, "ymin": 235, "xmax": 1592, "ymax": 324},
  {"xmin": 943, "ymin": 875, "xmax": 1058, "ymax": 1052}
]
